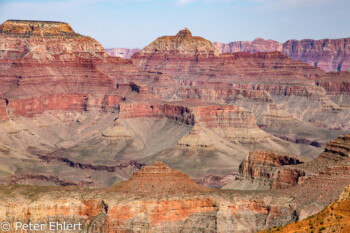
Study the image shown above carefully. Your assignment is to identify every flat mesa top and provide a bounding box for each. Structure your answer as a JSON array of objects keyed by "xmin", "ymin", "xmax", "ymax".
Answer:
[
  {"xmin": 6, "ymin": 20, "xmax": 67, "ymax": 24},
  {"xmin": 0, "ymin": 19, "xmax": 78, "ymax": 37}
]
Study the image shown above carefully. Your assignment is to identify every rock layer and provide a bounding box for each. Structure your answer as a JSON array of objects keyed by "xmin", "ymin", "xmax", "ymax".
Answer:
[
  {"xmin": 223, "ymin": 151, "xmax": 306, "ymax": 190},
  {"xmin": 114, "ymin": 161, "xmax": 210, "ymax": 196},
  {"xmin": 213, "ymin": 37, "xmax": 350, "ymax": 72}
]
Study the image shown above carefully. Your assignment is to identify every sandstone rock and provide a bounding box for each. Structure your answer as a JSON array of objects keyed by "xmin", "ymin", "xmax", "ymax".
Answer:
[
  {"xmin": 317, "ymin": 71, "xmax": 350, "ymax": 94},
  {"xmin": 223, "ymin": 150, "xmax": 306, "ymax": 190},
  {"xmin": 214, "ymin": 37, "xmax": 350, "ymax": 72},
  {"xmin": 323, "ymin": 134, "xmax": 350, "ymax": 157},
  {"xmin": 113, "ymin": 161, "xmax": 210, "ymax": 196},
  {"xmin": 137, "ymin": 28, "xmax": 220, "ymax": 57},
  {"xmin": 283, "ymin": 38, "xmax": 350, "ymax": 72}
]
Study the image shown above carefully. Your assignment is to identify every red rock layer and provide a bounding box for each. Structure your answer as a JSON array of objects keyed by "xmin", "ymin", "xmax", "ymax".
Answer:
[
  {"xmin": 323, "ymin": 134, "xmax": 350, "ymax": 157},
  {"xmin": 0, "ymin": 20, "xmax": 138, "ymax": 119},
  {"xmin": 283, "ymin": 38, "xmax": 350, "ymax": 72},
  {"xmin": 214, "ymin": 37, "xmax": 350, "ymax": 72},
  {"xmin": 113, "ymin": 161, "xmax": 210, "ymax": 196},
  {"xmin": 138, "ymin": 28, "xmax": 220, "ymax": 56},
  {"xmin": 192, "ymin": 105, "xmax": 257, "ymax": 129},
  {"xmin": 132, "ymin": 29, "xmax": 325, "ymax": 98},
  {"xmin": 238, "ymin": 151, "xmax": 306, "ymax": 189},
  {"xmin": 151, "ymin": 83, "xmax": 272, "ymax": 102},
  {"xmin": 118, "ymin": 102, "xmax": 195, "ymax": 125},
  {"xmin": 316, "ymin": 71, "xmax": 350, "ymax": 94},
  {"xmin": 214, "ymin": 38, "xmax": 282, "ymax": 53},
  {"xmin": 0, "ymin": 20, "xmax": 75, "ymax": 36},
  {"xmin": 118, "ymin": 101, "xmax": 259, "ymax": 131}
]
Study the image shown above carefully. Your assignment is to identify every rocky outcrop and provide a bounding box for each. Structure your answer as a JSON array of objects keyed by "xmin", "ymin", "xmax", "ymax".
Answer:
[
  {"xmin": 118, "ymin": 101, "xmax": 269, "ymax": 143},
  {"xmin": 224, "ymin": 134, "xmax": 350, "ymax": 194},
  {"xmin": 118, "ymin": 102, "xmax": 195, "ymax": 125},
  {"xmin": 282, "ymin": 38, "xmax": 350, "ymax": 72},
  {"xmin": 105, "ymin": 48, "xmax": 141, "ymax": 59},
  {"xmin": 316, "ymin": 71, "xmax": 350, "ymax": 94},
  {"xmin": 323, "ymin": 134, "xmax": 350, "ymax": 157},
  {"xmin": 113, "ymin": 161, "xmax": 210, "ymax": 196},
  {"xmin": 4, "ymin": 93, "xmax": 123, "ymax": 118},
  {"xmin": 0, "ymin": 20, "xmax": 106, "ymax": 62},
  {"xmin": 0, "ymin": 20, "xmax": 76, "ymax": 36},
  {"xmin": 232, "ymin": 83, "xmax": 326, "ymax": 98},
  {"xmin": 137, "ymin": 28, "xmax": 220, "ymax": 57},
  {"xmin": 214, "ymin": 37, "xmax": 350, "ymax": 72},
  {"xmin": 214, "ymin": 38, "xmax": 282, "ymax": 53},
  {"xmin": 259, "ymin": 185, "xmax": 350, "ymax": 233},
  {"xmin": 223, "ymin": 151, "xmax": 306, "ymax": 190},
  {"xmin": 151, "ymin": 84, "xmax": 273, "ymax": 103}
]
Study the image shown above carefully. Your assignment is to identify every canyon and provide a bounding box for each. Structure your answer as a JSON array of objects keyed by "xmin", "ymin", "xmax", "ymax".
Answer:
[
  {"xmin": 1, "ymin": 134, "xmax": 350, "ymax": 232},
  {"xmin": 0, "ymin": 19, "xmax": 349, "ymax": 232},
  {"xmin": 110, "ymin": 37, "xmax": 350, "ymax": 72}
]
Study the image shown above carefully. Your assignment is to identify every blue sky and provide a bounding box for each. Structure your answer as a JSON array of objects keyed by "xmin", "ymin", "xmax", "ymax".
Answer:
[{"xmin": 0, "ymin": 0, "xmax": 349, "ymax": 49}]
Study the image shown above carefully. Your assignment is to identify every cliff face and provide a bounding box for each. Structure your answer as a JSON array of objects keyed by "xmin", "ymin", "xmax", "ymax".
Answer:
[
  {"xmin": 0, "ymin": 20, "xmax": 75, "ymax": 36},
  {"xmin": 214, "ymin": 38, "xmax": 282, "ymax": 53},
  {"xmin": 0, "ymin": 20, "xmax": 106, "ymax": 62},
  {"xmin": 282, "ymin": 38, "xmax": 350, "ymax": 72},
  {"xmin": 224, "ymin": 134, "xmax": 350, "ymax": 196},
  {"xmin": 223, "ymin": 151, "xmax": 307, "ymax": 190},
  {"xmin": 213, "ymin": 37, "xmax": 350, "ymax": 72}
]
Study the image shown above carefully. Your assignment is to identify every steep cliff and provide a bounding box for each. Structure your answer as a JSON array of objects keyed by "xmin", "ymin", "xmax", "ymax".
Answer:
[
  {"xmin": 214, "ymin": 38, "xmax": 282, "ymax": 53},
  {"xmin": 223, "ymin": 151, "xmax": 307, "ymax": 190},
  {"xmin": 214, "ymin": 37, "xmax": 350, "ymax": 72},
  {"xmin": 224, "ymin": 134, "xmax": 350, "ymax": 196},
  {"xmin": 283, "ymin": 38, "xmax": 350, "ymax": 72}
]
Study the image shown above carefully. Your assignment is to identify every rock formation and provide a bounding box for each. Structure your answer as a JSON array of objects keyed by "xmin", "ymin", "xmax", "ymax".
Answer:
[
  {"xmin": 113, "ymin": 161, "xmax": 210, "ymax": 196},
  {"xmin": 0, "ymin": 20, "xmax": 350, "ymax": 233},
  {"xmin": 213, "ymin": 37, "xmax": 350, "ymax": 72},
  {"xmin": 138, "ymin": 28, "xmax": 220, "ymax": 56},
  {"xmin": 282, "ymin": 38, "xmax": 350, "ymax": 72},
  {"xmin": 214, "ymin": 38, "xmax": 282, "ymax": 53},
  {"xmin": 105, "ymin": 48, "xmax": 141, "ymax": 59},
  {"xmin": 224, "ymin": 134, "xmax": 350, "ymax": 195},
  {"xmin": 259, "ymin": 184, "xmax": 350, "ymax": 232},
  {"xmin": 0, "ymin": 146, "xmax": 349, "ymax": 233},
  {"xmin": 223, "ymin": 151, "xmax": 307, "ymax": 190}
]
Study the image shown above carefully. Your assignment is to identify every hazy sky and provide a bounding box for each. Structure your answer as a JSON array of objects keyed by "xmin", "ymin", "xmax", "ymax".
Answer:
[{"xmin": 0, "ymin": 0, "xmax": 349, "ymax": 49}]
